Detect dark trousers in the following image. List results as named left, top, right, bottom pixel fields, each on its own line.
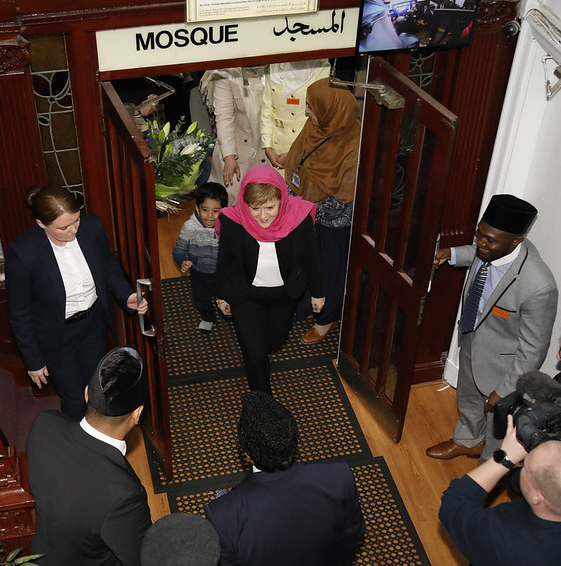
left=297, top=223, right=351, bottom=325
left=48, top=302, right=108, bottom=420
left=190, top=268, right=217, bottom=322
left=231, top=286, right=297, bottom=394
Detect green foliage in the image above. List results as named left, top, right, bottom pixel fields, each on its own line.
left=143, top=117, right=214, bottom=183
left=0, top=543, right=44, bottom=565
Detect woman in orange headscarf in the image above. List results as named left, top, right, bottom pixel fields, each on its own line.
left=285, top=78, right=361, bottom=344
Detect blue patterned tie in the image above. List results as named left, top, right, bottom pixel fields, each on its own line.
left=461, top=262, right=490, bottom=333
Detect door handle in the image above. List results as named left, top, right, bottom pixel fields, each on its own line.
left=137, top=278, right=156, bottom=337
left=427, top=233, right=441, bottom=293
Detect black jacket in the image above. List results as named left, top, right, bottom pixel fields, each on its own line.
left=26, top=410, right=151, bottom=565
left=217, top=214, right=325, bottom=305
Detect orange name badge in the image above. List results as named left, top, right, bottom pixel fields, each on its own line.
left=492, top=306, right=510, bottom=320
left=286, top=97, right=300, bottom=105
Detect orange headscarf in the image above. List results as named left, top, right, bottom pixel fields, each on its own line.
left=285, top=78, right=361, bottom=204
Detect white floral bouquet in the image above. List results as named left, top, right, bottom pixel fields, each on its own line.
left=144, top=118, right=214, bottom=200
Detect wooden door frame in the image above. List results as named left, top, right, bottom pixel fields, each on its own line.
left=101, top=81, right=172, bottom=477
left=339, top=57, right=457, bottom=442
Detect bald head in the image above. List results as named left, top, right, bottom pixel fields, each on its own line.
left=523, top=441, right=561, bottom=519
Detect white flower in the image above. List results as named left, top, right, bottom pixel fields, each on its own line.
left=180, top=143, right=198, bottom=156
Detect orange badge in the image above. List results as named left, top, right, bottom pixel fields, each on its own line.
left=492, top=306, right=509, bottom=319
left=286, top=98, right=300, bottom=105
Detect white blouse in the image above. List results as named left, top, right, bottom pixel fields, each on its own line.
left=252, top=241, right=284, bottom=287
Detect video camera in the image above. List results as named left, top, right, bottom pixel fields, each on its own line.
left=493, top=371, right=561, bottom=452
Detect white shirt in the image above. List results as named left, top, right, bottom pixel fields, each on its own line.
left=80, top=416, right=127, bottom=456
left=49, top=237, right=97, bottom=318
left=252, top=241, right=284, bottom=287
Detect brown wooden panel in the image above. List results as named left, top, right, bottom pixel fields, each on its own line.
left=339, top=58, right=457, bottom=441
left=413, top=8, right=519, bottom=383
left=14, top=0, right=360, bottom=34
left=16, top=0, right=358, bottom=16
left=65, top=31, right=115, bottom=235
left=0, top=56, right=47, bottom=248
left=102, top=81, right=172, bottom=479
left=0, top=436, right=35, bottom=556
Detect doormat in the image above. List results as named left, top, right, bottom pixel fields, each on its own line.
left=162, top=276, right=340, bottom=380
left=146, top=356, right=372, bottom=495
left=152, top=277, right=430, bottom=564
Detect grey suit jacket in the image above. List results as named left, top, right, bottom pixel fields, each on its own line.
left=455, top=239, right=558, bottom=397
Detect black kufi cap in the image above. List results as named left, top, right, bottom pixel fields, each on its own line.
left=140, top=513, right=220, bottom=566
left=481, top=194, right=537, bottom=235
left=88, top=346, right=148, bottom=417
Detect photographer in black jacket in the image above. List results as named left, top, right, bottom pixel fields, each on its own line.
left=439, top=414, right=561, bottom=566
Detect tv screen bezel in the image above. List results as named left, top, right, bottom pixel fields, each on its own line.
left=355, top=0, right=481, bottom=58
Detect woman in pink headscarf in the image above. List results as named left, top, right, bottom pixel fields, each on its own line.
left=216, top=165, right=325, bottom=394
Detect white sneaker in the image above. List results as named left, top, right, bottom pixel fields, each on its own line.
left=198, top=320, right=213, bottom=332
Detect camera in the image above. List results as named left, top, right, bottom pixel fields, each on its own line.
left=493, top=371, right=561, bottom=452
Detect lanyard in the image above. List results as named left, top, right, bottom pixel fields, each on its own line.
left=296, top=137, right=330, bottom=172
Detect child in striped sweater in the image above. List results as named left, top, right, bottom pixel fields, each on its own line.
left=173, top=182, right=228, bottom=332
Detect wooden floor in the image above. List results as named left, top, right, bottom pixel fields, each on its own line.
left=126, top=201, right=509, bottom=566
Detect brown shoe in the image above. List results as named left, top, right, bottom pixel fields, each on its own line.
left=425, top=439, right=484, bottom=460
left=301, top=322, right=337, bottom=345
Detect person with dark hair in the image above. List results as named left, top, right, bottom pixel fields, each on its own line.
left=172, top=182, right=228, bottom=332
left=141, top=513, right=220, bottom=566
left=426, top=194, right=558, bottom=462
left=215, top=165, right=325, bottom=394
left=26, top=346, right=152, bottom=566
left=6, top=185, right=147, bottom=420
left=204, top=392, right=365, bottom=566
left=237, top=388, right=299, bottom=472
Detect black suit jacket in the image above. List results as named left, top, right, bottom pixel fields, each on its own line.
left=6, top=215, right=134, bottom=371
left=205, top=459, right=365, bottom=566
left=216, top=214, right=325, bottom=305
left=26, top=410, right=152, bottom=566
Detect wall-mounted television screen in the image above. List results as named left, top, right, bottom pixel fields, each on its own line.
left=357, top=0, right=479, bottom=56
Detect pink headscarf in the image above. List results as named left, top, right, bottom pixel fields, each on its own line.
left=217, top=165, right=316, bottom=242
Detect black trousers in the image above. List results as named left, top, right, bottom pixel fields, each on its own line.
left=190, top=268, right=217, bottom=322
left=48, top=302, right=108, bottom=420
left=231, top=286, right=297, bottom=394
left=297, top=223, right=351, bottom=325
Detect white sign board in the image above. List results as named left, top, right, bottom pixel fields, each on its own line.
left=97, top=8, right=359, bottom=73
left=186, top=0, right=318, bottom=22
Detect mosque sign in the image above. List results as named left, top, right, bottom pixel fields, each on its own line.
left=96, top=7, right=359, bottom=72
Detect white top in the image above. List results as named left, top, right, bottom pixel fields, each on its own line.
left=252, top=241, right=284, bottom=287
left=49, top=237, right=97, bottom=318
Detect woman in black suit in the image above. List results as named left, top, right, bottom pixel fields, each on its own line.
left=6, top=185, right=147, bottom=419
left=216, top=165, right=324, bottom=394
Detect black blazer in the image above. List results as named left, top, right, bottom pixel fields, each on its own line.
left=6, top=215, right=134, bottom=371
left=26, top=410, right=152, bottom=566
left=216, top=214, right=325, bottom=305
left=205, top=459, right=365, bottom=566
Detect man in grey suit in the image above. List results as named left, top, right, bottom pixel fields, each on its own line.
left=26, top=346, right=152, bottom=565
left=426, top=194, right=558, bottom=462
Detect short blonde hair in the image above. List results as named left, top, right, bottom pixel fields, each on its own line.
left=243, top=183, right=281, bottom=207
